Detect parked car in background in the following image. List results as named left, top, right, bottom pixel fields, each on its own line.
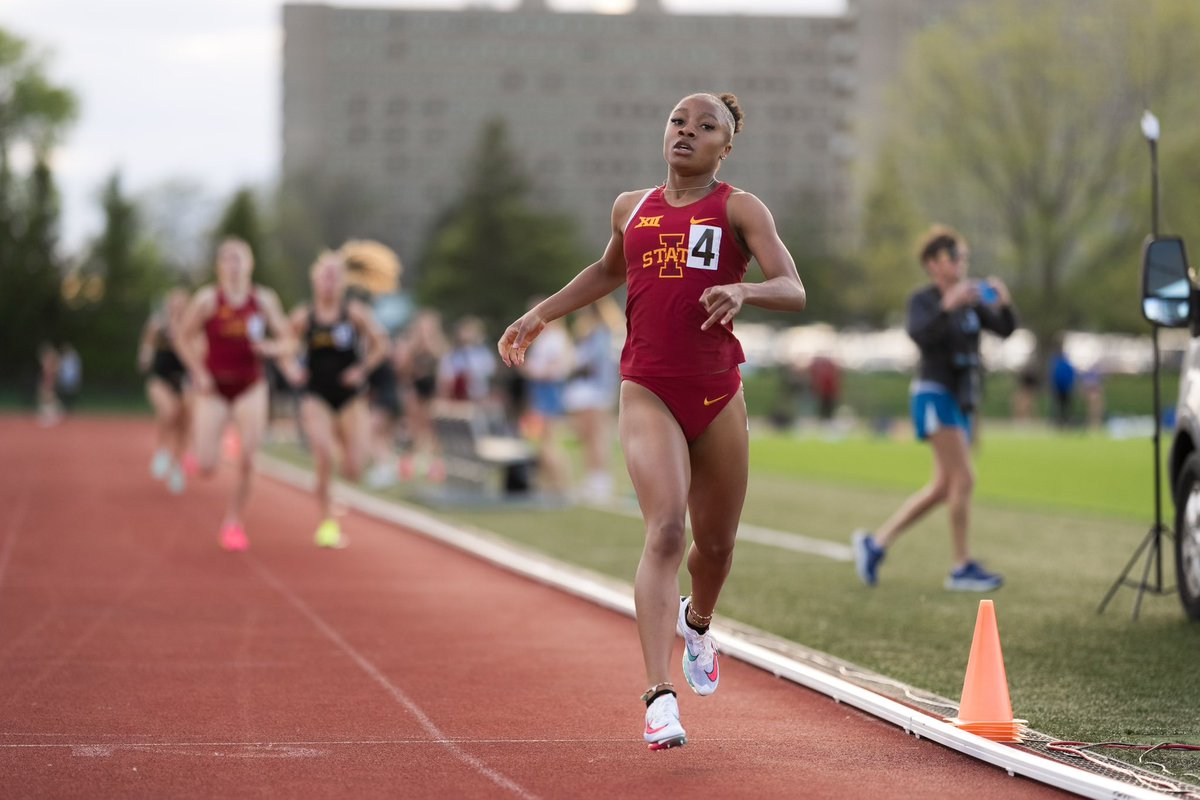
left=1143, top=235, right=1200, bottom=619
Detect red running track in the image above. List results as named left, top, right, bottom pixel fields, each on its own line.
left=0, top=416, right=1071, bottom=799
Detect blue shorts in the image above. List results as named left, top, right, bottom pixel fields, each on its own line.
left=529, top=380, right=567, bottom=418
left=911, top=390, right=973, bottom=442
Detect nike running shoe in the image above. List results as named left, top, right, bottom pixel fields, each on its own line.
left=852, top=530, right=885, bottom=586
left=945, top=560, right=1003, bottom=592
left=181, top=451, right=199, bottom=478
left=677, top=596, right=719, bottom=696
left=150, top=448, right=171, bottom=480
left=314, top=518, right=347, bottom=549
left=643, top=692, right=686, bottom=751
left=166, top=464, right=186, bottom=495
left=219, top=521, right=249, bottom=552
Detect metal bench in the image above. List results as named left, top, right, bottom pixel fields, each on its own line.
left=430, top=400, right=536, bottom=501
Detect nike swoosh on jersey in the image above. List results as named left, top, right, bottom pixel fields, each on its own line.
left=703, top=394, right=729, bottom=406
left=690, top=216, right=717, bottom=225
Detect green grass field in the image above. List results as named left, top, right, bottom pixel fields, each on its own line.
left=295, top=426, right=1200, bottom=755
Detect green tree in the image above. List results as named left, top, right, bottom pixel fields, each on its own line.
left=0, top=28, right=77, bottom=389
left=872, top=0, right=1200, bottom=350
left=212, top=187, right=302, bottom=306
left=770, top=186, right=853, bottom=327
left=68, top=174, right=170, bottom=387
left=849, top=147, right=924, bottom=327
left=274, top=170, right=384, bottom=306
left=416, top=118, right=585, bottom=335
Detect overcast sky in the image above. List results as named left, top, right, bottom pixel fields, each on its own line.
left=3, top=0, right=845, bottom=252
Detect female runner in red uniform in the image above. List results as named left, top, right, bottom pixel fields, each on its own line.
left=498, top=93, right=805, bottom=750
left=176, top=238, right=295, bottom=551
left=287, top=251, right=390, bottom=549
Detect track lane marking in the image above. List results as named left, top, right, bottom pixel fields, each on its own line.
left=246, top=556, right=539, bottom=800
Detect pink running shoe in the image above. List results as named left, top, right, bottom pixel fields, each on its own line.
left=219, top=521, right=249, bottom=552
left=181, top=451, right=200, bottom=478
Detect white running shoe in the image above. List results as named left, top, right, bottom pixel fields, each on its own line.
left=643, top=692, right=686, bottom=750
left=150, top=449, right=171, bottom=480
left=166, top=464, right=186, bottom=495
left=677, top=596, right=720, bottom=696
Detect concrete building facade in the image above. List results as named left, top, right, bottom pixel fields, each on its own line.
left=282, top=0, right=974, bottom=269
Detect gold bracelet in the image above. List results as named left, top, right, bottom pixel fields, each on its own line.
left=640, top=682, right=675, bottom=702
left=687, top=606, right=714, bottom=627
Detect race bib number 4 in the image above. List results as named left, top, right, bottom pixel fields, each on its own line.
left=687, top=225, right=721, bottom=271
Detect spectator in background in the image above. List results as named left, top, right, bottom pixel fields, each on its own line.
left=363, top=346, right=403, bottom=488
left=565, top=299, right=621, bottom=504
left=520, top=297, right=575, bottom=496
left=56, top=343, right=82, bottom=413
left=807, top=354, right=841, bottom=423
left=1049, top=336, right=1076, bottom=428
left=1011, top=358, right=1040, bottom=424
left=1081, top=366, right=1105, bottom=431
left=138, top=288, right=192, bottom=494
left=439, top=316, right=495, bottom=403
left=36, top=342, right=61, bottom=427
left=852, top=225, right=1016, bottom=593
left=395, top=309, right=449, bottom=482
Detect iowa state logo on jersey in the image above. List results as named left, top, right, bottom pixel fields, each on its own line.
left=641, top=222, right=723, bottom=278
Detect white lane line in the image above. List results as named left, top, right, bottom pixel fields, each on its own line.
left=585, top=499, right=853, bottom=561
left=0, top=485, right=30, bottom=592
left=2, top=736, right=724, bottom=749
left=246, top=557, right=538, bottom=800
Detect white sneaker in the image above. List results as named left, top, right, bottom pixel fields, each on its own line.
left=166, top=464, right=186, bottom=495
left=364, top=462, right=396, bottom=490
left=677, top=596, right=719, bottom=696
left=643, top=692, right=686, bottom=750
left=150, top=449, right=171, bottom=480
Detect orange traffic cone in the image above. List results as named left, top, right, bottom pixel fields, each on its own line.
left=948, top=599, right=1026, bottom=742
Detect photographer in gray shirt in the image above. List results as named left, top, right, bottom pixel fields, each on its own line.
left=853, top=225, right=1017, bottom=591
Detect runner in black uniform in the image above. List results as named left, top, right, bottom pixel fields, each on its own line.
left=305, top=305, right=364, bottom=411
left=138, top=288, right=192, bottom=493
left=288, top=252, right=390, bottom=548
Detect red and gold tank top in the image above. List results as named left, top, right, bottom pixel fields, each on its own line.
left=620, top=182, right=747, bottom=377
left=204, top=289, right=264, bottom=388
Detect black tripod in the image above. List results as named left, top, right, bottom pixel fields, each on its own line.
left=1097, top=323, right=1174, bottom=620
left=1097, top=114, right=1174, bottom=620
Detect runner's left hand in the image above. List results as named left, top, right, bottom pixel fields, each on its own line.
left=699, top=284, right=745, bottom=330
